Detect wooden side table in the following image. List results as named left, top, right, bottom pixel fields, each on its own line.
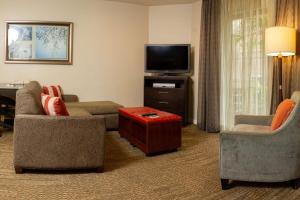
left=0, top=83, right=23, bottom=100
left=0, top=83, right=23, bottom=134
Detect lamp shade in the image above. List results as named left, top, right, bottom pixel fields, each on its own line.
left=265, top=26, right=296, bottom=56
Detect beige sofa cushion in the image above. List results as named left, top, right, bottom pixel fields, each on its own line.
left=15, top=81, right=44, bottom=115
left=232, top=124, right=272, bottom=134
left=68, top=107, right=91, bottom=116
left=24, top=81, right=42, bottom=92
left=66, top=101, right=122, bottom=115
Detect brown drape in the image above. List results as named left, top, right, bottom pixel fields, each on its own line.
left=197, top=0, right=221, bottom=132
left=271, top=0, right=300, bottom=113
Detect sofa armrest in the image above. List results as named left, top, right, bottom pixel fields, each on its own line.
left=234, top=115, right=273, bottom=126
left=62, top=94, right=79, bottom=102
left=14, top=114, right=105, bottom=169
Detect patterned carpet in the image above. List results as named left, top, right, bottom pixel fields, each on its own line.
left=0, top=125, right=300, bottom=200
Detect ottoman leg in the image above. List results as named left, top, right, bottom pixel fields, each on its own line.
left=221, top=179, right=230, bottom=190
left=96, top=166, right=104, bottom=173
left=15, top=166, right=23, bottom=174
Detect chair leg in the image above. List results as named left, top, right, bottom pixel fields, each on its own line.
left=292, top=179, right=300, bottom=189
left=15, top=166, right=23, bottom=174
left=221, top=179, right=230, bottom=190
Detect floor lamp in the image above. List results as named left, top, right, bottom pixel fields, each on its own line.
left=265, top=26, right=296, bottom=103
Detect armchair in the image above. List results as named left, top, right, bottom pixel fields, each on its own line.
left=220, top=92, right=300, bottom=189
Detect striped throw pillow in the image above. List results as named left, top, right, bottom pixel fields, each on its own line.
left=43, top=85, right=62, bottom=98
left=41, top=94, right=69, bottom=116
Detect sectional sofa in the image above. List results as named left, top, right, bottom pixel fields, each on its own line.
left=13, top=81, right=123, bottom=173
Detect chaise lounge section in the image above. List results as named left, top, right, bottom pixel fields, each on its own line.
left=13, top=81, right=123, bottom=173
left=66, top=101, right=121, bottom=130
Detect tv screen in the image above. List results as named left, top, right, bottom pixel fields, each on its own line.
left=145, top=44, right=190, bottom=73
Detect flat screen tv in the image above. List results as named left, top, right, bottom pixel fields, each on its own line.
left=145, top=44, right=191, bottom=74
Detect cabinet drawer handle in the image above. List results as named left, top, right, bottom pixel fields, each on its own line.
left=159, top=101, right=169, bottom=104
left=158, top=91, right=169, bottom=94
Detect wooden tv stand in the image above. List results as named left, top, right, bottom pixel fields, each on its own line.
left=144, top=76, right=190, bottom=125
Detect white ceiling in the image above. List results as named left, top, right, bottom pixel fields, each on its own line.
left=105, top=0, right=199, bottom=6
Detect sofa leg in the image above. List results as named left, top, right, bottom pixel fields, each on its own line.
left=292, top=179, right=300, bottom=189
left=15, top=167, right=23, bottom=174
left=96, top=167, right=104, bottom=173
left=221, top=179, right=230, bottom=190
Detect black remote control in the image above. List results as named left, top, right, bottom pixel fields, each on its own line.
left=141, top=113, right=157, bottom=117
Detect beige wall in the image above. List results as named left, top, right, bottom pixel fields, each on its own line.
left=148, top=2, right=201, bottom=123
left=0, top=0, right=148, bottom=107
left=0, top=0, right=202, bottom=122
left=148, top=4, right=193, bottom=44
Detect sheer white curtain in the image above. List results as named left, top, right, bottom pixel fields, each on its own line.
left=220, top=0, right=275, bottom=130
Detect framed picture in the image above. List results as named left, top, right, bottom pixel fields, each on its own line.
left=5, top=21, right=73, bottom=65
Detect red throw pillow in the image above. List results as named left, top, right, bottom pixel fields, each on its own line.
left=41, top=94, right=69, bottom=116
left=271, top=99, right=295, bottom=131
left=43, top=85, right=62, bottom=98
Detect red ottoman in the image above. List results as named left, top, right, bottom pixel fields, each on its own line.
left=119, top=107, right=182, bottom=155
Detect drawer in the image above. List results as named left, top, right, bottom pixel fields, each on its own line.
left=144, top=88, right=184, bottom=103
left=144, top=98, right=184, bottom=116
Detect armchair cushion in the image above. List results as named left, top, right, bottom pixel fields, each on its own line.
left=234, top=115, right=273, bottom=126
left=233, top=124, right=272, bottom=133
